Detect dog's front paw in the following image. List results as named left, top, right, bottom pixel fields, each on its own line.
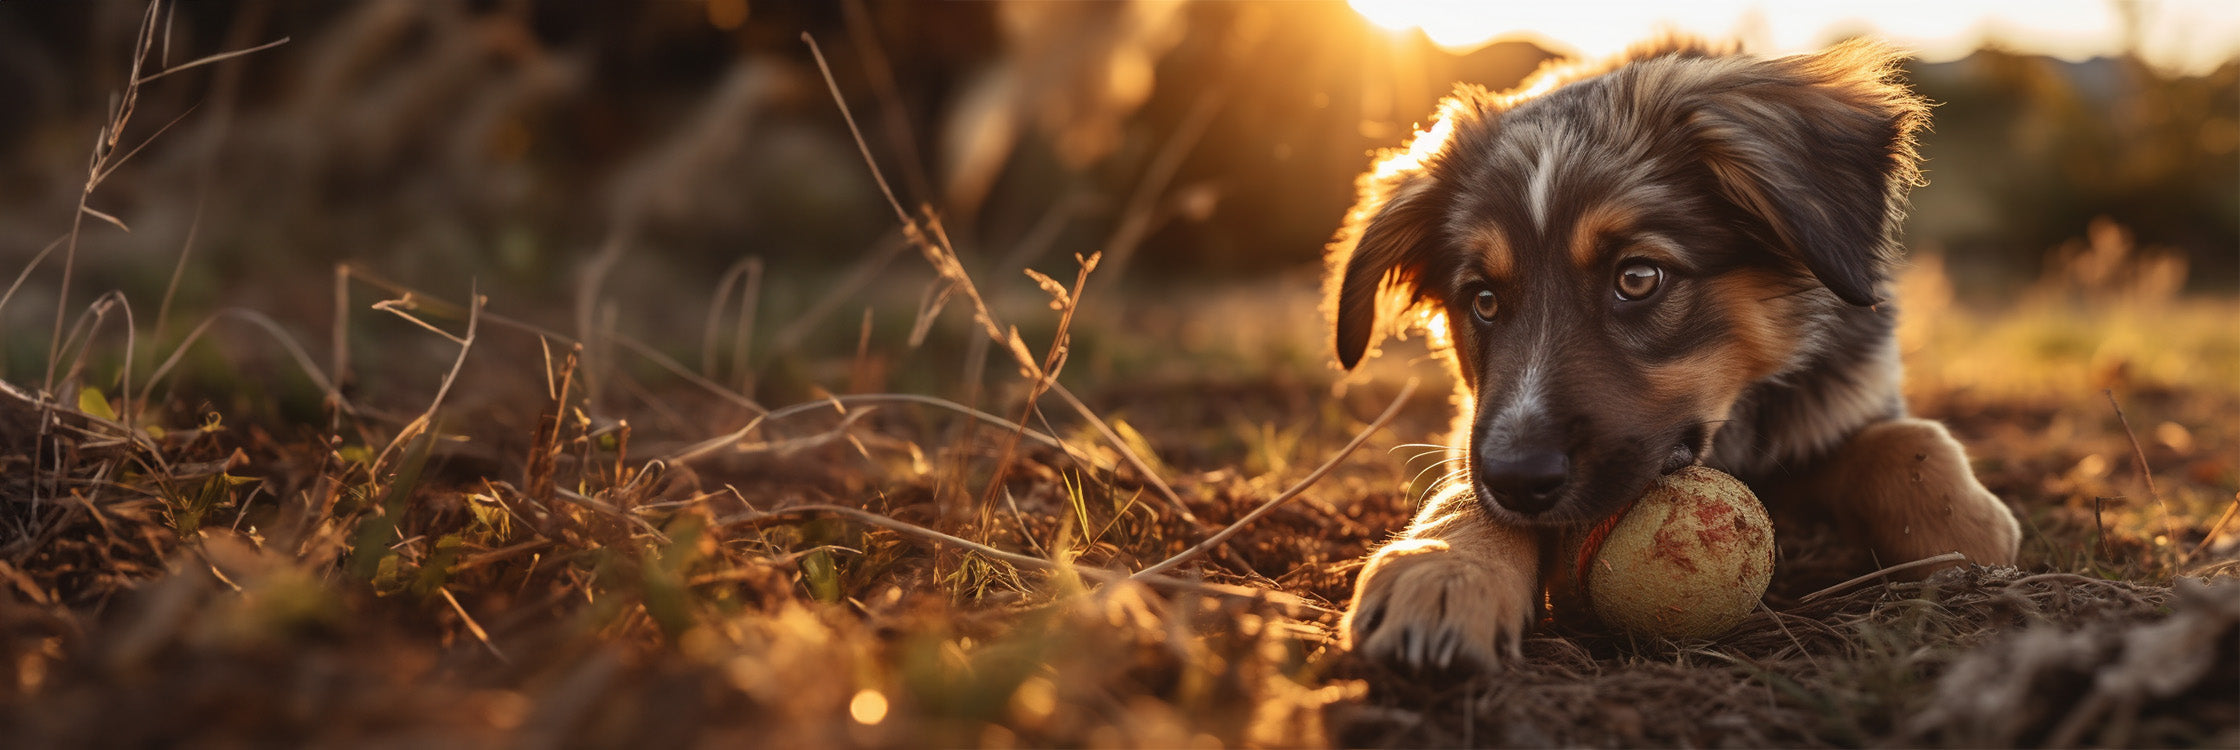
left=1341, top=538, right=1539, bottom=672
left=1828, top=418, right=2022, bottom=572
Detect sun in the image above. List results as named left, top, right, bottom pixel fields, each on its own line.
left=1346, top=0, right=2239, bottom=77
left=1350, top=0, right=1520, bottom=50
left=1347, top=0, right=1671, bottom=58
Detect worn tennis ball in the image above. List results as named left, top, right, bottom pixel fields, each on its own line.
left=1562, top=466, right=1774, bottom=640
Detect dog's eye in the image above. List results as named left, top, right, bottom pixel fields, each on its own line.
left=1616, top=262, right=1663, bottom=301
left=1470, top=289, right=1499, bottom=322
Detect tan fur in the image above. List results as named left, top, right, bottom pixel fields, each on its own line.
left=1628, top=272, right=1816, bottom=461
left=1642, top=346, right=1752, bottom=409
left=1706, top=271, right=1806, bottom=376
left=1635, top=275, right=1800, bottom=417
left=1467, top=224, right=1515, bottom=279
left=1341, top=484, right=1541, bottom=670
left=1330, top=39, right=2020, bottom=674
left=1567, top=201, right=1634, bottom=269
left=1794, top=419, right=2022, bottom=571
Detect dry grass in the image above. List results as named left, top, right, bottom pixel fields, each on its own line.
left=7, top=266, right=2235, bottom=747
left=3, top=5, right=2238, bottom=748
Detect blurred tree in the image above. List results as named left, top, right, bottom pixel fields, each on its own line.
left=0, top=0, right=2231, bottom=318
left=1909, top=51, right=2238, bottom=291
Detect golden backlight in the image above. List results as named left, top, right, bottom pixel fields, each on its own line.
left=1348, top=0, right=2240, bottom=76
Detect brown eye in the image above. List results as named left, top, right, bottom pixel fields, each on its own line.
left=1616, top=262, right=1662, bottom=301
left=1471, top=288, right=1499, bottom=322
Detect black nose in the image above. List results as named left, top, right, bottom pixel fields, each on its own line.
left=1478, top=449, right=1569, bottom=515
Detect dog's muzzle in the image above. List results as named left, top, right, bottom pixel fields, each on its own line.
left=1477, top=447, right=1569, bottom=515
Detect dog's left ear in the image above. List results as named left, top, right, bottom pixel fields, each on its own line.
left=1681, top=41, right=1929, bottom=307
left=1326, top=94, right=1488, bottom=370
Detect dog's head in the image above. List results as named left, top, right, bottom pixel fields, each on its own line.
left=1326, top=39, right=1927, bottom=526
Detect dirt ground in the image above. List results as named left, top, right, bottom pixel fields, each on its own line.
left=2, top=252, right=2236, bottom=747
left=1, top=5, right=2236, bottom=748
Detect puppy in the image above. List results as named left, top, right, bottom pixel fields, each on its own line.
left=1325, top=38, right=2021, bottom=671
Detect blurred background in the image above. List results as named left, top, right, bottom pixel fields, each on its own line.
left=0, top=0, right=2232, bottom=415
left=4, top=6, right=2234, bottom=747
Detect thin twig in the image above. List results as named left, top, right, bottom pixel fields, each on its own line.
left=342, top=264, right=768, bottom=417
left=1133, top=378, right=1418, bottom=579
left=1754, top=600, right=1823, bottom=670
left=2182, top=493, right=2240, bottom=567
left=78, top=205, right=132, bottom=233
left=1798, top=552, right=1967, bottom=604
left=2093, top=496, right=2113, bottom=562
left=450, top=539, right=554, bottom=575
left=554, top=487, right=667, bottom=541
left=156, top=190, right=207, bottom=348
left=371, top=297, right=467, bottom=345
left=2103, top=389, right=2179, bottom=552
left=801, top=32, right=1195, bottom=521
left=662, top=392, right=1095, bottom=467
left=802, top=34, right=910, bottom=229
left=730, top=259, right=763, bottom=395
left=13, top=380, right=175, bottom=481
left=715, top=503, right=1330, bottom=614
left=838, top=0, right=935, bottom=208
left=726, top=503, right=1051, bottom=572
left=438, top=587, right=511, bottom=664
left=609, top=335, right=767, bottom=415
left=132, top=36, right=290, bottom=86
left=100, top=292, right=137, bottom=433
left=702, top=256, right=761, bottom=379
left=982, top=254, right=1099, bottom=509
left=2003, top=571, right=2120, bottom=589
left=88, top=104, right=201, bottom=187
left=50, top=293, right=125, bottom=404
left=373, top=284, right=483, bottom=470
left=1098, top=86, right=1224, bottom=280
left=0, top=235, right=65, bottom=319
left=156, top=0, right=255, bottom=349
left=768, top=232, right=908, bottom=354
left=49, top=0, right=156, bottom=397
left=1043, top=381, right=1194, bottom=521
left=138, top=308, right=353, bottom=416
left=331, top=264, right=351, bottom=430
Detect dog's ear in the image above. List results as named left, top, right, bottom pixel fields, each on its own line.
left=1328, top=175, right=1442, bottom=370
left=1678, top=41, right=1928, bottom=307
left=1327, top=99, right=1487, bottom=370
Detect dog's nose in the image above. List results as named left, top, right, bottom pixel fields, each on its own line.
left=1478, top=449, right=1569, bottom=515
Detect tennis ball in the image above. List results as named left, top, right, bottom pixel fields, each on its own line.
left=1553, top=466, right=1774, bottom=640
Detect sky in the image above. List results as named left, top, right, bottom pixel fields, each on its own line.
left=1350, top=0, right=2240, bottom=76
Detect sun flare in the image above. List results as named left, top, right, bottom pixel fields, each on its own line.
left=1415, top=307, right=1452, bottom=351
left=1347, top=0, right=2240, bottom=75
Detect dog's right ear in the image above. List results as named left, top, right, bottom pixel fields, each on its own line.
left=1669, top=41, right=1929, bottom=308
left=1328, top=175, right=1442, bottom=370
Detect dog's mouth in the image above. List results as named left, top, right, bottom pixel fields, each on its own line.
left=1659, top=422, right=1713, bottom=474
left=1476, top=422, right=1715, bottom=526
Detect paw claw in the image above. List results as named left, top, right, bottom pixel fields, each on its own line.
left=1344, top=544, right=1537, bottom=674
